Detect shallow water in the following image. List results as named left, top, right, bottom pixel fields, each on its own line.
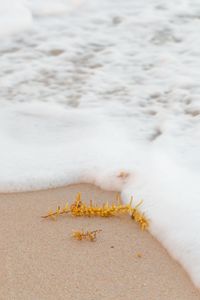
left=1, top=0, right=200, bottom=288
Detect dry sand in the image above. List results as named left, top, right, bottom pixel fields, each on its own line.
left=0, top=184, right=199, bottom=300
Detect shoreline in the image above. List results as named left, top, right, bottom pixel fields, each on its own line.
left=0, top=183, right=199, bottom=299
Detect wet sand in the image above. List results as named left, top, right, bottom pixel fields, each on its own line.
left=0, top=184, right=199, bottom=300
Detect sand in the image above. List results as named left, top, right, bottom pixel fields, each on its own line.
left=0, top=183, right=199, bottom=300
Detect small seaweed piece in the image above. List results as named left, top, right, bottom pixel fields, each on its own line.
left=72, top=229, right=102, bottom=241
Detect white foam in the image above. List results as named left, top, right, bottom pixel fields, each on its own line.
left=1, top=0, right=200, bottom=289
left=0, top=102, right=139, bottom=191
left=122, top=149, right=200, bottom=287
left=0, top=0, right=32, bottom=36
left=27, top=0, right=82, bottom=17
left=0, top=0, right=83, bottom=36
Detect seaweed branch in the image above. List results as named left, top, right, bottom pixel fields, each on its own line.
left=42, top=193, right=149, bottom=230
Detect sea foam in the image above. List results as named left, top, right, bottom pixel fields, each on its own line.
left=0, top=0, right=32, bottom=36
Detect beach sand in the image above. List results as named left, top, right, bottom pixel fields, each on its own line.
left=0, top=183, right=199, bottom=300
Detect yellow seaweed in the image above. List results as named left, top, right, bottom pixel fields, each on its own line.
left=42, top=193, right=149, bottom=230
left=72, top=229, right=102, bottom=242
